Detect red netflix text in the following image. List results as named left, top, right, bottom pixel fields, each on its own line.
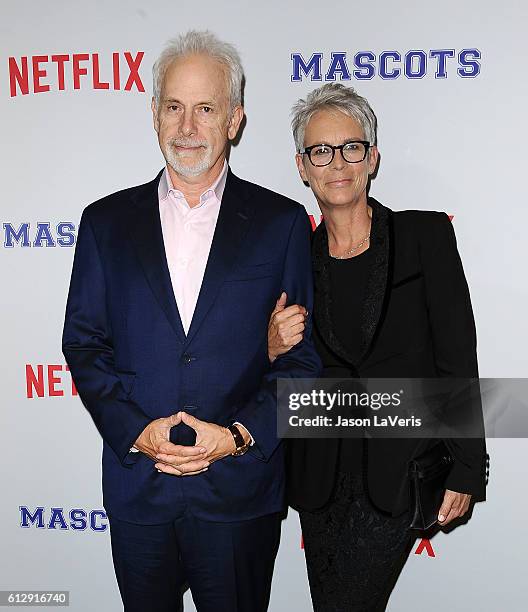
left=8, top=52, right=145, bottom=97
left=26, top=364, right=78, bottom=398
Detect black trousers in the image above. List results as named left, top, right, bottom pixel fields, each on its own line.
left=300, top=467, right=416, bottom=612
left=109, top=509, right=281, bottom=612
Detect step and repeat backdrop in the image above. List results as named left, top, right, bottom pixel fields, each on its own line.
left=1, top=1, right=527, bottom=610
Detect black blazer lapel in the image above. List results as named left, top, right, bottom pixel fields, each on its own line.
left=359, top=198, right=392, bottom=363
left=128, top=170, right=186, bottom=343
left=184, top=170, right=252, bottom=346
left=312, top=197, right=391, bottom=368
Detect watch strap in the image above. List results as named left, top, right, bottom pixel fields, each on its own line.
left=227, top=424, right=249, bottom=456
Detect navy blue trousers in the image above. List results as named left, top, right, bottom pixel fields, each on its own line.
left=109, top=510, right=282, bottom=612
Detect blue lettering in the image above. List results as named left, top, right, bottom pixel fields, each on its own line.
left=291, top=53, right=323, bottom=82
left=4, top=223, right=30, bottom=247
left=458, top=49, right=481, bottom=78
left=90, top=510, right=108, bottom=532
left=325, top=52, right=351, bottom=81
left=379, top=51, right=401, bottom=79
left=405, top=50, right=427, bottom=79
left=353, top=52, right=375, bottom=80
left=20, top=506, right=45, bottom=528
left=33, top=222, right=55, bottom=247
left=57, top=222, right=76, bottom=247
left=290, top=48, right=482, bottom=82
left=69, top=508, right=87, bottom=530
left=430, top=49, right=455, bottom=78
left=48, top=507, right=68, bottom=530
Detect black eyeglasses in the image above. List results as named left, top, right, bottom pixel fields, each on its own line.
left=300, top=140, right=371, bottom=167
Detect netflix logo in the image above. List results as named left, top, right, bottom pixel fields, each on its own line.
left=8, top=52, right=145, bottom=97
left=26, top=364, right=77, bottom=398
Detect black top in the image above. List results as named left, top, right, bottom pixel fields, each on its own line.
left=328, top=248, right=372, bottom=472
left=328, top=248, right=372, bottom=363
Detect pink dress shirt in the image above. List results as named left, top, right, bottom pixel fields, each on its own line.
left=158, top=161, right=227, bottom=335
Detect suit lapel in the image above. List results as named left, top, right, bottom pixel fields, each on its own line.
left=184, top=170, right=252, bottom=345
left=128, top=171, right=187, bottom=343
left=358, top=198, right=391, bottom=362
left=312, top=197, right=391, bottom=368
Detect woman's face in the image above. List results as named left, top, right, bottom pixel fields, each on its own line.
left=295, top=109, right=378, bottom=211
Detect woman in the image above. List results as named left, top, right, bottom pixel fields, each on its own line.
left=267, top=83, right=487, bottom=611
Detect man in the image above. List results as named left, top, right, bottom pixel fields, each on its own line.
left=62, top=30, right=321, bottom=612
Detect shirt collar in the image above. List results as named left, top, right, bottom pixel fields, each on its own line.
left=158, top=160, right=228, bottom=208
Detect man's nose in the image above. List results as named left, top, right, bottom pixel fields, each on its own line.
left=180, top=109, right=197, bottom=137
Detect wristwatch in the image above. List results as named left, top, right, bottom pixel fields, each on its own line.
left=227, top=424, right=250, bottom=456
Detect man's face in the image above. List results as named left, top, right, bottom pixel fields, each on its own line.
left=152, top=53, right=243, bottom=178
left=295, top=109, right=378, bottom=209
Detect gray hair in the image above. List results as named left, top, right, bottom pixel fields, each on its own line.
left=152, top=30, right=244, bottom=110
left=291, top=83, right=377, bottom=151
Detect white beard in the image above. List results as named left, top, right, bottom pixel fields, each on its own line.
left=163, top=138, right=213, bottom=178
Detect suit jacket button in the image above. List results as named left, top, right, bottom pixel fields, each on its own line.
left=182, top=353, right=193, bottom=364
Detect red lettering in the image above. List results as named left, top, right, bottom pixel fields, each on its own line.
left=112, top=52, right=120, bottom=90
left=32, top=55, right=50, bottom=93
left=92, top=53, right=109, bottom=90
left=47, top=365, right=64, bottom=397
left=10, top=52, right=145, bottom=95
left=65, top=365, right=78, bottom=396
left=308, top=214, right=324, bottom=231
left=26, top=364, right=45, bottom=398
left=72, top=53, right=89, bottom=89
left=26, top=364, right=78, bottom=398
left=448, top=215, right=454, bottom=221
left=9, top=56, right=29, bottom=96
left=124, top=51, right=145, bottom=92
left=414, top=538, right=435, bottom=557
left=51, top=54, right=69, bottom=90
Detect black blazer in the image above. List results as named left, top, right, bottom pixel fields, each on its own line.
left=287, top=198, right=488, bottom=516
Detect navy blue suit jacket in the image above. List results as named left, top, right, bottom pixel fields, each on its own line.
left=62, top=168, right=321, bottom=524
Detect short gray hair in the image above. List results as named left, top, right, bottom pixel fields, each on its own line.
left=152, top=30, right=244, bottom=110
left=291, top=83, right=377, bottom=151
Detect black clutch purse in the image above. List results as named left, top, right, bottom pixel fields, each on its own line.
left=408, top=441, right=454, bottom=530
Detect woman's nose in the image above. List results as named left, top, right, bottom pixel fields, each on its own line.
left=331, top=149, right=346, bottom=170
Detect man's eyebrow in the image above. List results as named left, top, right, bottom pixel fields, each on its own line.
left=162, top=98, right=217, bottom=106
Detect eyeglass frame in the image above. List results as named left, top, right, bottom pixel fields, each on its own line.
left=299, top=140, right=371, bottom=167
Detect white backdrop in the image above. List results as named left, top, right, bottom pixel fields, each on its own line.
left=1, top=0, right=527, bottom=610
